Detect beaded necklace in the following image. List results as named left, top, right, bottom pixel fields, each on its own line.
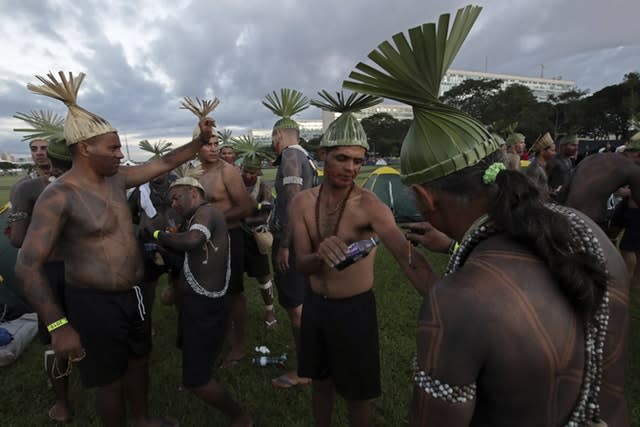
left=441, top=204, right=609, bottom=426
left=315, top=183, right=354, bottom=240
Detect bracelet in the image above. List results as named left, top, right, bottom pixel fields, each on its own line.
left=153, top=230, right=161, bottom=240
left=447, top=240, right=460, bottom=255
left=47, top=317, right=69, bottom=333
left=257, top=202, right=262, bottom=211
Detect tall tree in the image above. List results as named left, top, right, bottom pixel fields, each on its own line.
left=440, top=78, right=503, bottom=122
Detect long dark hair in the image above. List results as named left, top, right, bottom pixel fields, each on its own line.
left=426, top=151, right=607, bottom=318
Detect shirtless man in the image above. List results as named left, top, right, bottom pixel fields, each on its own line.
left=9, top=135, right=73, bottom=423
left=561, top=151, right=640, bottom=230
left=9, top=138, right=50, bottom=199
left=197, top=134, right=253, bottom=367
left=219, top=145, right=237, bottom=165
left=547, top=134, right=578, bottom=196
left=154, top=177, right=252, bottom=426
left=14, top=70, right=215, bottom=427
left=524, top=132, right=556, bottom=199
left=289, top=100, right=434, bottom=425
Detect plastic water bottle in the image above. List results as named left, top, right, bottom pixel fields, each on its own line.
left=252, top=354, right=287, bottom=367
left=334, top=236, right=380, bottom=271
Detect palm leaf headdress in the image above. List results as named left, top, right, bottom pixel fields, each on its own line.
left=13, top=109, right=71, bottom=161
left=343, top=5, right=498, bottom=184
left=231, top=135, right=275, bottom=169
left=262, top=88, right=309, bottom=131
left=26, top=71, right=117, bottom=146
left=180, top=96, right=220, bottom=139
left=217, top=128, right=233, bottom=147
left=139, top=139, right=173, bottom=160
left=311, top=91, right=382, bottom=149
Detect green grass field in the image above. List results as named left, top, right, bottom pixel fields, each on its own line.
left=1, top=173, right=640, bottom=426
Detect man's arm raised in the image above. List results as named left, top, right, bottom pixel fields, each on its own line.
left=15, top=185, right=83, bottom=358
left=122, top=118, right=214, bottom=189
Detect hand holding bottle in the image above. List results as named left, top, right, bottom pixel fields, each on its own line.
left=317, top=236, right=379, bottom=270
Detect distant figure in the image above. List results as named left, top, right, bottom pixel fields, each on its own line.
left=525, top=132, right=556, bottom=199
left=546, top=134, right=578, bottom=195
left=506, top=132, right=528, bottom=161
left=219, top=145, right=237, bottom=165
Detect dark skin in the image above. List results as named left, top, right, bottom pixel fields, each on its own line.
left=290, top=146, right=434, bottom=427
left=408, top=185, right=629, bottom=426
left=157, top=185, right=252, bottom=427
left=14, top=118, right=215, bottom=427
left=564, top=152, right=640, bottom=223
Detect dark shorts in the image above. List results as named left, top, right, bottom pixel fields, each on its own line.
left=227, top=227, right=245, bottom=295
left=64, top=284, right=152, bottom=388
left=272, top=235, right=307, bottom=309
left=244, top=230, right=271, bottom=278
left=37, top=261, right=66, bottom=345
left=298, top=289, right=381, bottom=401
left=177, top=293, right=228, bottom=388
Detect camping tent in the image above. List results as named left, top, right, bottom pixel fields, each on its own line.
left=361, top=167, right=422, bottom=223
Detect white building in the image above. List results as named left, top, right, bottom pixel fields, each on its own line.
left=440, top=69, right=576, bottom=101
left=321, top=104, right=414, bottom=131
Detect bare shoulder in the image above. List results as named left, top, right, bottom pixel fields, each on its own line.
left=291, top=186, right=318, bottom=208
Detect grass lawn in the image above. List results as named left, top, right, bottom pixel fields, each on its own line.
left=1, top=172, right=640, bottom=426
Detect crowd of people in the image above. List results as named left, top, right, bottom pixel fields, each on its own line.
left=4, top=5, right=639, bottom=427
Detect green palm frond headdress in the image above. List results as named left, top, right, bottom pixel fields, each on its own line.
left=26, top=71, right=117, bottom=146
left=217, top=128, right=233, bottom=147
left=231, top=135, right=275, bottom=169
left=180, top=96, right=220, bottom=139
left=139, top=139, right=173, bottom=160
left=263, top=88, right=309, bottom=131
left=343, top=5, right=498, bottom=184
left=310, top=91, right=382, bottom=149
left=14, top=109, right=72, bottom=161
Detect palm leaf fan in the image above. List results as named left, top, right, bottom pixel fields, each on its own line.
left=343, top=5, right=498, bottom=185
left=310, top=91, right=382, bottom=149
left=262, top=88, right=309, bottom=130
left=26, top=71, right=117, bottom=145
left=13, top=110, right=65, bottom=143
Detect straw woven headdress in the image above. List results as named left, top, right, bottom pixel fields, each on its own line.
left=180, top=96, right=220, bottom=139
left=530, top=132, right=554, bottom=154
left=26, top=71, right=117, bottom=146
left=343, top=5, right=499, bottom=185
left=263, top=88, right=309, bottom=132
left=310, top=91, right=381, bottom=150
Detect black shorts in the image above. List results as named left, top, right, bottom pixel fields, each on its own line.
left=620, top=208, right=640, bottom=251
left=244, top=230, right=271, bottom=278
left=298, top=289, right=380, bottom=401
left=37, top=261, right=66, bottom=345
left=64, top=285, right=152, bottom=388
left=272, top=235, right=307, bottom=309
left=227, top=227, right=245, bottom=295
left=177, top=294, right=228, bottom=388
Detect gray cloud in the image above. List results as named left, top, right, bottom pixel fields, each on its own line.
left=1, top=0, right=638, bottom=159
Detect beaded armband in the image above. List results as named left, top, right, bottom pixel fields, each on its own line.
left=413, top=357, right=476, bottom=403
left=7, top=211, right=29, bottom=224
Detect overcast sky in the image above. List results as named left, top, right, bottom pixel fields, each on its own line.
left=0, top=0, right=638, bottom=160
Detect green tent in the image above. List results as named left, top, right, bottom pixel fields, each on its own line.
left=362, top=167, right=422, bottom=223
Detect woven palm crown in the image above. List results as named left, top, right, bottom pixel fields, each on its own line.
left=530, top=132, right=554, bottom=153
left=263, top=88, right=309, bottom=131
left=13, top=110, right=72, bottom=161
left=310, top=91, right=381, bottom=149
left=27, top=71, right=117, bottom=146
left=180, top=96, right=220, bottom=139
left=343, top=5, right=498, bottom=184
left=231, top=135, right=275, bottom=170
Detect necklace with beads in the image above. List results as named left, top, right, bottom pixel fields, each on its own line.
left=442, top=204, right=609, bottom=426
left=315, top=183, right=354, bottom=240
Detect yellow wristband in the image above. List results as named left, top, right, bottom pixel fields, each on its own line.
left=257, top=202, right=262, bottom=211
left=153, top=230, right=161, bottom=240
left=47, top=317, right=68, bottom=333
